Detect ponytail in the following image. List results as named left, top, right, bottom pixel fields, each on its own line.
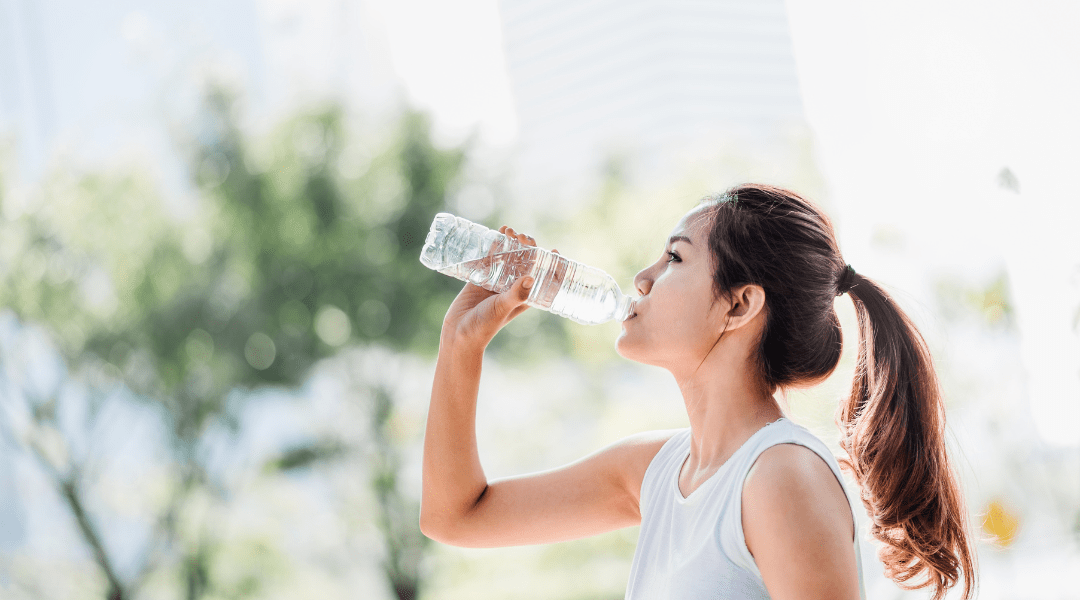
left=838, top=274, right=977, bottom=600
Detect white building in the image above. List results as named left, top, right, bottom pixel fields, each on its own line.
left=499, top=0, right=805, bottom=200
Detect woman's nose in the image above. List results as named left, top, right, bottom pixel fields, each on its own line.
left=634, top=269, right=652, bottom=296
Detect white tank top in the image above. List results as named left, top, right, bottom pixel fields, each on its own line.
left=624, top=418, right=867, bottom=599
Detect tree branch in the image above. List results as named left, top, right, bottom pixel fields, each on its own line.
left=58, top=475, right=126, bottom=600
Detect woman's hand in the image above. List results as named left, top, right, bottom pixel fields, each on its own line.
left=440, top=226, right=557, bottom=350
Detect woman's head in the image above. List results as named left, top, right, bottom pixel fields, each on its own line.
left=617, top=185, right=847, bottom=392
left=623, top=183, right=976, bottom=600
left=616, top=203, right=769, bottom=381
left=699, top=184, right=850, bottom=391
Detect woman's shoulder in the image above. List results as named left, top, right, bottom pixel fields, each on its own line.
left=740, top=421, right=855, bottom=544
left=746, top=441, right=838, bottom=488
left=745, top=419, right=836, bottom=463
left=743, top=419, right=844, bottom=485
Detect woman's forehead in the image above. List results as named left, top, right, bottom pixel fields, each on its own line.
left=672, top=206, right=713, bottom=239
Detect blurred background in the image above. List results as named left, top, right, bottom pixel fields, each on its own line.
left=0, top=0, right=1078, bottom=598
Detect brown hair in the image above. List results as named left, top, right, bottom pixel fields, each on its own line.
left=700, top=184, right=976, bottom=599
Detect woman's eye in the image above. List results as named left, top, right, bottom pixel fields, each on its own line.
left=666, top=251, right=680, bottom=263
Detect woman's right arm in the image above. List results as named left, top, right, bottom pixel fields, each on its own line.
left=420, top=227, right=673, bottom=548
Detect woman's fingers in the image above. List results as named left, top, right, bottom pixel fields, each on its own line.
left=496, top=227, right=558, bottom=320
left=502, top=226, right=538, bottom=291
left=502, top=225, right=537, bottom=247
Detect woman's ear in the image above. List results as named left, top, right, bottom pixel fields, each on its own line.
left=727, top=284, right=767, bottom=328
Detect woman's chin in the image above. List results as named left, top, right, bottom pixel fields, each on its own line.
left=614, top=335, right=646, bottom=363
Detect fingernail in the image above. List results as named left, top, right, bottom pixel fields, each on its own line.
left=523, top=277, right=534, bottom=289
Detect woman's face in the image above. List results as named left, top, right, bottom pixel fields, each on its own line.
left=616, top=205, right=729, bottom=371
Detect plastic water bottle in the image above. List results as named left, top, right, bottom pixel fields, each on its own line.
left=420, top=213, right=636, bottom=325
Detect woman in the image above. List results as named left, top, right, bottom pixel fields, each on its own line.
left=421, top=184, right=977, bottom=599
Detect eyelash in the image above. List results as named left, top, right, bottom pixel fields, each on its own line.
left=666, top=251, right=681, bottom=263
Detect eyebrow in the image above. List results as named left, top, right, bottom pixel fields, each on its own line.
left=668, top=235, right=694, bottom=247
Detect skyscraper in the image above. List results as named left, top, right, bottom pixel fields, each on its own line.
left=499, top=0, right=804, bottom=197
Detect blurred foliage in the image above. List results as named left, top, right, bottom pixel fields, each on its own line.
left=264, top=440, right=347, bottom=472
left=0, top=82, right=562, bottom=599
left=367, top=384, right=429, bottom=600
left=934, top=268, right=1015, bottom=331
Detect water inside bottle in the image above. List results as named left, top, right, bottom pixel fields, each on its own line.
left=437, top=247, right=569, bottom=310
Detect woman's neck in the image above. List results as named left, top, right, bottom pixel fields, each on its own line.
left=674, top=359, right=783, bottom=476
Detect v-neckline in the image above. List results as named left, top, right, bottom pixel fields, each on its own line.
left=674, top=417, right=787, bottom=502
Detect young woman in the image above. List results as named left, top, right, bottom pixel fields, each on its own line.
left=421, top=184, right=977, bottom=599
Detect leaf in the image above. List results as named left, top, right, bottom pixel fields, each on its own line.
left=263, top=441, right=346, bottom=473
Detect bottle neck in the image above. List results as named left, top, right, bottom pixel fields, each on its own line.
left=615, top=292, right=636, bottom=322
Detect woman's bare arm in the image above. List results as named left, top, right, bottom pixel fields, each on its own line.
left=420, top=225, right=671, bottom=547
left=742, top=443, right=861, bottom=600
left=421, top=330, right=673, bottom=546
left=420, top=330, right=674, bottom=547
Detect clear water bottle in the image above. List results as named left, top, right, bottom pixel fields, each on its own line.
left=420, top=213, right=636, bottom=325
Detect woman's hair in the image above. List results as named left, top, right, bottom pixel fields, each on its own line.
left=699, top=184, right=976, bottom=600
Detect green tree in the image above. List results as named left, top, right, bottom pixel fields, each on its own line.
left=0, top=85, right=541, bottom=599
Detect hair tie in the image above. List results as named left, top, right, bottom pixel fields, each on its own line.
left=836, top=264, right=857, bottom=296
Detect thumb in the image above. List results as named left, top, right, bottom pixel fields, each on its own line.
left=493, top=276, right=534, bottom=320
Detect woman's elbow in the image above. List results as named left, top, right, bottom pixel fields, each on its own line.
left=420, top=487, right=490, bottom=546
left=419, top=508, right=470, bottom=546
left=418, top=508, right=446, bottom=542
